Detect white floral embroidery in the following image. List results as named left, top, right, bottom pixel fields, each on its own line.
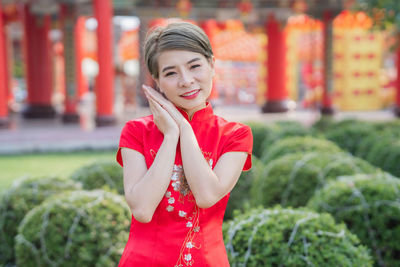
left=186, top=242, right=194, bottom=248
left=193, top=226, right=200, bottom=233
left=208, top=159, right=213, bottom=168
left=168, top=197, right=175, bottom=204
left=173, top=165, right=181, bottom=171
left=166, top=205, right=174, bottom=212
left=172, top=182, right=180, bottom=191
left=184, top=254, right=192, bottom=262
left=179, top=210, right=187, bottom=217
left=186, top=221, right=193, bottom=228
left=165, top=191, right=171, bottom=198
left=171, top=172, right=179, bottom=181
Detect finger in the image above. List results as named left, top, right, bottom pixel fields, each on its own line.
left=143, top=85, right=185, bottom=123
left=148, top=96, right=167, bottom=116
left=143, top=85, right=167, bottom=105
left=147, top=96, right=163, bottom=116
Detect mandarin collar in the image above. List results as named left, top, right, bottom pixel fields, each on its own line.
left=176, top=102, right=214, bottom=122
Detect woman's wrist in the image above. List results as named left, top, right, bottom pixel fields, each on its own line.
left=164, top=131, right=179, bottom=142
left=179, top=120, right=191, bottom=132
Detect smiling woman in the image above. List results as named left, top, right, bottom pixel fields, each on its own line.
left=116, top=22, right=253, bottom=267
left=154, top=50, right=214, bottom=119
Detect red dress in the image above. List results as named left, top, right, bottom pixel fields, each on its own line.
left=116, top=103, right=252, bottom=267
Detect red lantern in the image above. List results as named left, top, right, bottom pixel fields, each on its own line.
left=237, top=0, right=253, bottom=16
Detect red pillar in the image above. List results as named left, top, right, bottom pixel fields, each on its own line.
left=262, top=14, right=289, bottom=113
left=93, top=0, right=116, bottom=126
left=320, top=11, right=335, bottom=115
left=75, top=16, right=88, bottom=98
left=0, top=4, right=9, bottom=127
left=60, top=4, right=79, bottom=123
left=395, top=45, right=400, bottom=117
left=22, top=5, right=55, bottom=118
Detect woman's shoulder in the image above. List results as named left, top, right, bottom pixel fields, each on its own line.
left=213, top=115, right=251, bottom=134
left=124, top=115, right=155, bottom=129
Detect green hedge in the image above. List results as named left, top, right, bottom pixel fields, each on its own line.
left=307, top=173, right=400, bottom=267
left=0, top=176, right=81, bottom=266
left=312, top=118, right=367, bottom=133
left=261, top=136, right=342, bottom=163
left=324, top=122, right=376, bottom=155
left=70, top=160, right=124, bottom=194
left=245, top=121, right=310, bottom=158
left=223, top=207, right=372, bottom=267
left=245, top=122, right=274, bottom=158
left=15, top=190, right=131, bottom=267
left=251, top=152, right=378, bottom=208
left=225, top=156, right=263, bottom=220
left=260, top=121, right=310, bottom=157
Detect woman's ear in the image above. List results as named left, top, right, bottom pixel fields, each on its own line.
left=152, top=76, right=163, bottom=93
left=210, top=56, right=216, bottom=77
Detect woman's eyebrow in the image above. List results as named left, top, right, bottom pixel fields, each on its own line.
left=162, top=66, right=175, bottom=73
left=161, top=58, right=201, bottom=73
left=187, top=58, right=201, bottom=64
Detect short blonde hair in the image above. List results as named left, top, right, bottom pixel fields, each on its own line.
left=144, top=22, right=213, bottom=79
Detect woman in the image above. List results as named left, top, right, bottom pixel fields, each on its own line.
left=116, top=21, right=253, bottom=266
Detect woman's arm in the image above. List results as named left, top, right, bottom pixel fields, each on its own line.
left=143, top=85, right=248, bottom=209
left=179, top=121, right=248, bottom=208
left=122, top=87, right=179, bottom=223
left=121, top=133, right=178, bottom=223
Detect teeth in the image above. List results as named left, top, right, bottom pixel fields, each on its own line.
left=182, top=90, right=199, bottom=97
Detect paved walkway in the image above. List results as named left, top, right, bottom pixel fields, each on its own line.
left=0, top=105, right=397, bottom=155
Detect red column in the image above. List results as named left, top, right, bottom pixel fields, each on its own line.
left=0, top=4, right=9, bottom=127
left=22, top=5, right=55, bottom=118
left=75, top=16, right=88, bottom=98
left=60, top=4, right=79, bottom=123
left=93, top=0, right=115, bottom=126
left=262, top=14, right=289, bottom=113
left=320, top=11, right=335, bottom=115
left=395, top=44, right=400, bottom=117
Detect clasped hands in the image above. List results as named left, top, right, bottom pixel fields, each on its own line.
left=143, top=85, right=188, bottom=138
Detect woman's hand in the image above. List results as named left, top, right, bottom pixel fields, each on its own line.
left=143, top=85, right=179, bottom=138
left=143, top=85, right=187, bottom=128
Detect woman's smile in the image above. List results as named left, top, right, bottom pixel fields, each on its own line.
left=180, top=89, right=201, bottom=99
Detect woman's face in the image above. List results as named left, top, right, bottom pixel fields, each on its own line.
left=155, top=50, right=214, bottom=117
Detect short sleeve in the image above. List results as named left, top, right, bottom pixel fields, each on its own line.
left=116, top=121, right=144, bottom=167
left=221, top=124, right=253, bottom=171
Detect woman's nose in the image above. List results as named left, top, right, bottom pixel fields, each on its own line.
left=178, top=71, right=194, bottom=87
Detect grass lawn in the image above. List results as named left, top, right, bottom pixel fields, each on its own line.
left=0, top=150, right=116, bottom=193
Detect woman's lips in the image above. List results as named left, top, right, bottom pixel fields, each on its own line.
left=180, top=89, right=201, bottom=99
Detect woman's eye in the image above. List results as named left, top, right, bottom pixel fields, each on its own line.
left=165, top=72, right=176, bottom=77
left=191, top=64, right=201, bottom=69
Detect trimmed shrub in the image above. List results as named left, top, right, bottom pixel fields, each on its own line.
left=251, top=152, right=378, bottom=208
left=245, top=122, right=277, bottom=158
left=374, top=120, right=400, bottom=132
left=323, top=122, right=376, bottom=155
left=70, top=160, right=123, bottom=194
left=15, top=190, right=131, bottom=267
left=0, top=176, right=81, bottom=266
left=259, top=121, right=310, bottom=158
left=307, top=173, right=400, bottom=267
left=225, top=156, right=264, bottom=220
left=311, top=115, right=337, bottom=132
left=313, top=118, right=366, bottom=132
left=364, top=136, right=400, bottom=178
left=261, top=136, right=343, bottom=163
left=223, top=207, right=372, bottom=267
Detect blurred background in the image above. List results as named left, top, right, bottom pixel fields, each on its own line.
left=1, top=2, right=400, bottom=267
left=0, top=0, right=399, bottom=132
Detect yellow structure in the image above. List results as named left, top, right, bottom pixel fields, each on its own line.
left=333, top=11, right=383, bottom=110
